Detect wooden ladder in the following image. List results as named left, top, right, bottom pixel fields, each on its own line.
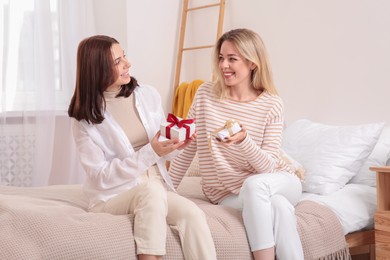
left=173, top=0, right=226, bottom=92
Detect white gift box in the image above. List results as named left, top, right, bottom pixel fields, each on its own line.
left=160, top=119, right=196, bottom=142
left=214, top=120, right=241, bottom=141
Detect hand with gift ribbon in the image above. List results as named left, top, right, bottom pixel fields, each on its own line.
left=165, top=113, right=195, bottom=140
left=210, top=119, right=247, bottom=148
left=160, top=113, right=196, bottom=142
left=151, top=130, right=197, bottom=157
left=220, top=125, right=246, bottom=146
left=154, top=113, right=197, bottom=156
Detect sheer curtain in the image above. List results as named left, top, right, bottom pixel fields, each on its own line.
left=0, top=0, right=95, bottom=186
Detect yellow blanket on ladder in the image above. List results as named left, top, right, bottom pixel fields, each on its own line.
left=172, top=79, right=204, bottom=119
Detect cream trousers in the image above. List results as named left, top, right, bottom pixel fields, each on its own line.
left=91, top=167, right=216, bottom=259
left=220, top=172, right=304, bottom=260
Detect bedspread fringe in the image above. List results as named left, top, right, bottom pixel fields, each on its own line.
left=316, top=247, right=351, bottom=260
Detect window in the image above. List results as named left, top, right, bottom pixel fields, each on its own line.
left=1, top=0, right=65, bottom=112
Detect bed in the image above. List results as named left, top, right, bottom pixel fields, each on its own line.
left=1, top=120, right=389, bottom=260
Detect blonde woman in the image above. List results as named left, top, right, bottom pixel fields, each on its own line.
left=170, top=28, right=304, bottom=260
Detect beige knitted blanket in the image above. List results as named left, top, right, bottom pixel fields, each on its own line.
left=0, top=182, right=350, bottom=260
left=296, top=200, right=351, bottom=260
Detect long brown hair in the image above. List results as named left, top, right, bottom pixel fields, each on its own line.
left=212, top=28, right=278, bottom=98
left=68, top=35, right=138, bottom=124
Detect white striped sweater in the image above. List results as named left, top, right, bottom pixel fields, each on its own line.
left=169, top=82, right=293, bottom=204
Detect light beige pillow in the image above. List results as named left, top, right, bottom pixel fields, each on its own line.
left=185, top=152, right=200, bottom=177
left=280, top=149, right=306, bottom=180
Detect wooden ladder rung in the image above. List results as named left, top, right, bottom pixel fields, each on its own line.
left=187, top=3, right=221, bottom=12
left=183, top=45, right=214, bottom=51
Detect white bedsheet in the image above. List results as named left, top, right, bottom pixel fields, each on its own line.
left=300, top=183, right=376, bottom=235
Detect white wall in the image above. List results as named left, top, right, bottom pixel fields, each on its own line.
left=93, top=0, right=128, bottom=46
left=94, top=0, right=390, bottom=125
left=125, top=0, right=182, bottom=112
left=224, top=0, right=390, bottom=125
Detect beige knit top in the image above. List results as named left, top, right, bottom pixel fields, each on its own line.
left=104, top=89, right=148, bottom=151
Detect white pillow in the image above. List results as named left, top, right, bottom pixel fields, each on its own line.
left=282, top=119, right=384, bottom=195
left=349, top=126, right=390, bottom=186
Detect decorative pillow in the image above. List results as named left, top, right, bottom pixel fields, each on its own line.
left=280, top=149, right=306, bottom=180
left=185, top=152, right=201, bottom=177
left=349, top=126, right=390, bottom=186
left=282, top=119, right=385, bottom=195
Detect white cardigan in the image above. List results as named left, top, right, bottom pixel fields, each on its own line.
left=71, top=84, right=178, bottom=208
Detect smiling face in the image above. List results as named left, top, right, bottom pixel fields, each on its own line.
left=218, top=40, right=255, bottom=89
left=106, top=43, right=131, bottom=91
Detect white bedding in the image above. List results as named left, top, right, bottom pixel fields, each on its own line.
left=300, top=183, right=376, bottom=235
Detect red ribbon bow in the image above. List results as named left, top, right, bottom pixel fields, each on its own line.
left=165, top=113, right=195, bottom=140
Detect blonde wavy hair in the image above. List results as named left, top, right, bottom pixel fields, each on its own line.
left=212, top=28, right=278, bottom=98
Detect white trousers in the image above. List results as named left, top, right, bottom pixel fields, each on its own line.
left=219, top=172, right=304, bottom=260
